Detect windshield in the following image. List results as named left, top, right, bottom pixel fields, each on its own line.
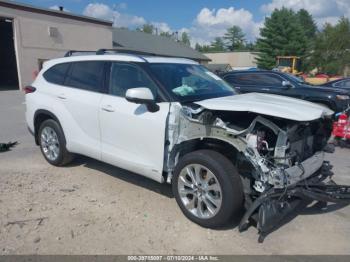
left=149, top=63, right=235, bottom=102
left=278, top=58, right=293, bottom=67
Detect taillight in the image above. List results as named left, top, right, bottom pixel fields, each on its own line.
left=24, top=86, right=36, bottom=94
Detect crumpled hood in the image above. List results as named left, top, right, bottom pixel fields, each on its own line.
left=195, top=93, right=334, bottom=121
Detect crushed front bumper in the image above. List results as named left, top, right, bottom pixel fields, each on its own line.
left=239, top=159, right=350, bottom=243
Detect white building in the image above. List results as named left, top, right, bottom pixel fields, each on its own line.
left=0, top=0, right=113, bottom=90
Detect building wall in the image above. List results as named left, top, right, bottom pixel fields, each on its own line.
left=0, top=7, right=112, bottom=89
left=204, top=52, right=258, bottom=69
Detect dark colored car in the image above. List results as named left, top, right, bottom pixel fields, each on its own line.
left=321, top=78, right=350, bottom=91
left=221, top=70, right=350, bottom=113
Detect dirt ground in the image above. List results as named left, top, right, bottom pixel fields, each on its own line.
left=1, top=90, right=350, bottom=255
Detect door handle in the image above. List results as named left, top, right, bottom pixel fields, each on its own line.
left=57, top=94, right=67, bottom=100
left=261, top=88, right=270, bottom=91
left=101, top=105, right=115, bottom=112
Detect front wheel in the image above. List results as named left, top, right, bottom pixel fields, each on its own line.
left=172, top=150, right=244, bottom=228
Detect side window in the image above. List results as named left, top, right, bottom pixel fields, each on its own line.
left=335, top=80, right=350, bottom=88
left=65, top=61, right=105, bottom=92
left=109, top=63, right=157, bottom=98
left=254, top=74, right=284, bottom=86
left=43, top=63, right=70, bottom=85
left=224, top=73, right=256, bottom=85
left=343, top=80, right=350, bottom=88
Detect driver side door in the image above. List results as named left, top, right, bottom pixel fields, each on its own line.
left=99, top=62, right=170, bottom=182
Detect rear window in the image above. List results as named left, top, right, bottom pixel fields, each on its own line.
left=43, top=63, right=70, bottom=85
left=65, top=61, right=105, bottom=92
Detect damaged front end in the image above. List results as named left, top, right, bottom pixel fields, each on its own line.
left=165, top=102, right=350, bottom=242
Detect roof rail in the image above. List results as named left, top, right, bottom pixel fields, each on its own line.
left=63, top=49, right=154, bottom=62
left=64, top=50, right=96, bottom=57
left=96, top=49, right=150, bottom=62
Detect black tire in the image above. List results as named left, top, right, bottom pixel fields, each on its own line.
left=38, top=119, right=74, bottom=166
left=172, top=150, right=244, bottom=228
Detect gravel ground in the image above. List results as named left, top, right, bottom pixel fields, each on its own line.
left=0, top=90, right=350, bottom=255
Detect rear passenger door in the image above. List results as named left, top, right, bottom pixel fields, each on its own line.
left=58, top=61, right=106, bottom=160
left=99, top=62, right=169, bottom=182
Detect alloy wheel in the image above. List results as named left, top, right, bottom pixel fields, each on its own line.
left=177, top=164, right=223, bottom=219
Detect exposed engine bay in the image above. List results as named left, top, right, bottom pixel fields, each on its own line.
left=165, top=102, right=350, bottom=242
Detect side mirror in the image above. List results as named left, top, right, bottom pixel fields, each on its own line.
left=125, top=87, right=159, bottom=112
left=282, top=80, right=293, bottom=89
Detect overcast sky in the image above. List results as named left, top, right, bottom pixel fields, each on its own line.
left=18, top=0, right=350, bottom=45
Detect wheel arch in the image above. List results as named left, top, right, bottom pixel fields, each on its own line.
left=168, top=137, right=242, bottom=173
left=33, top=109, right=62, bottom=145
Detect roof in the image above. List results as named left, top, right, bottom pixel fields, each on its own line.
left=0, top=0, right=112, bottom=26
left=43, top=54, right=198, bottom=70
left=112, top=28, right=210, bottom=62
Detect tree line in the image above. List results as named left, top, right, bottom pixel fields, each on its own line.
left=195, top=26, right=256, bottom=52
left=134, top=23, right=191, bottom=46
left=256, top=8, right=350, bottom=75
left=133, top=8, right=350, bottom=75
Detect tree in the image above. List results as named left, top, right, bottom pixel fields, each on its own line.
left=194, top=43, right=213, bottom=52
left=223, top=26, right=246, bottom=51
left=195, top=43, right=202, bottom=51
left=297, top=9, right=317, bottom=39
left=311, top=17, right=350, bottom=74
left=256, top=8, right=308, bottom=69
left=245, top=42, right=257, bottom=51
left=160, top=31, right=173, bottom=38
left=180, top=32, right=191, bottom=46
left=210, top=37, right=226, bottom=51
left=296, top=9, right=317, bottom=71
left=136, top=23, right=155, bottom=34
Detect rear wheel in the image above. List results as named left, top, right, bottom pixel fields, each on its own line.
left=38, top=119, right=74, bottom=166
left=173, top=150, right=244, bottom=228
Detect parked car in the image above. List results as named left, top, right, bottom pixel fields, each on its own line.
left=25, top=51, right=347, bottom=241
left=321, top=77, right=350, bottom=90
left=221, top=70, right=350, bottom=113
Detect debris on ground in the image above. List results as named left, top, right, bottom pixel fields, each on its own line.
left=5, top=217, right=48, bottom=228
left=33, top=237, right=41, bottom=243
left=59, top=188, right=75, bottom=193
left=0, top=142, right=18, bottom=152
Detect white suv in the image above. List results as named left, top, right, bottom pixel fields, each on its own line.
left=25, top=50, right=341, bottom=240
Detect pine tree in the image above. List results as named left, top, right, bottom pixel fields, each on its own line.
left=223, top=26, right=246, bottom=51
left=296, top=9, right=317, bottom=71
left=297, top=9, right=317, bottom=39
left=256, top=8, right=308, bottom=69
left=210, top=37, right=226, bottom=51
left=180, top=32, right=191, bottom=46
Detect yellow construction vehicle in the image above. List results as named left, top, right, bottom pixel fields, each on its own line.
left=276, top=56, right=301, bottom=75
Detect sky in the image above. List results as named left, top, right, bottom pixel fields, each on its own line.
left=15, top=0, right=350, bottom=45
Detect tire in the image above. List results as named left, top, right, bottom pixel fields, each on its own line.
left=172, top=149, right=244, bottom=228
left=38, top=119, right=74, bottom=166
